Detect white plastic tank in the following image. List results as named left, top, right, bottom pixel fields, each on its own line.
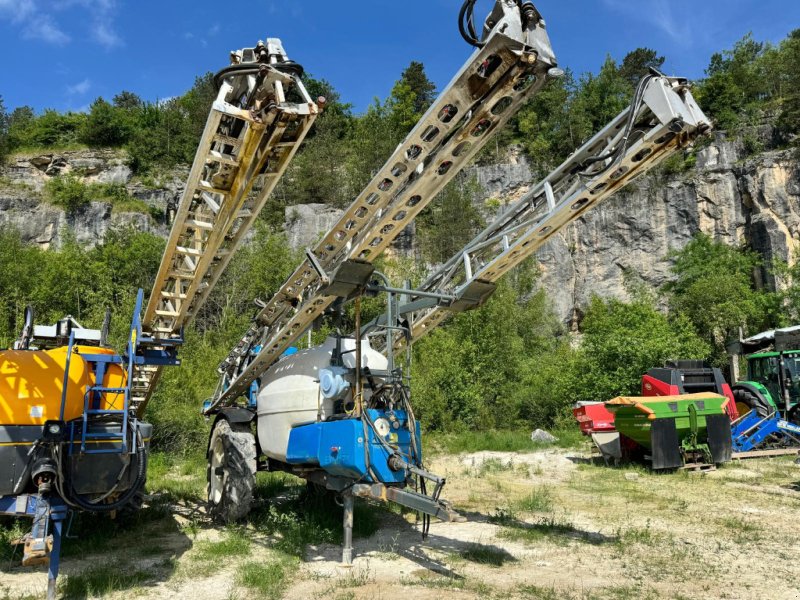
left=256, top=336, right=388, bottom=462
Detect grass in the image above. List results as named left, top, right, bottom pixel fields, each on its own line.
left=716, top=515, right=764, bottom=544
left=516, top=584, right=661, bottom=600
left=515, top=486, right=555, bottom=512
left=459, top=543, right=515, bottom=567
left=0, top=517, right=26, bottom=561
left=58, top=563, right=150, bottom=598
left=236, top=556, right=297, bottom=598
left=9, top=143, right=90, bottom=156
left=193, top=529, right=252, bottom=562
left=147, top=451, right=207, bottom=503
left=499, top=515, right=608, bottom=546
left=248, top=484, right=382, bottom=558
left=427, top=427, right=584, bottom=455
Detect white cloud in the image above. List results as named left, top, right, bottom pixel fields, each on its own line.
left=23, top=15, right=70, bottom=43
left=602, top=0, right=691, bottom=43
left=0, top=0, right=121, bottom=47
left=67, top=78, right=91, bottom=95
left=92, top=20, right=121, bottom=48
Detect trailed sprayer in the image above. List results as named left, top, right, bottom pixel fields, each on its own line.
left=202, top=0, right=711, bottom=563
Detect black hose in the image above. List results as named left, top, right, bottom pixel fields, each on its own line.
left=213, top=61, right=304, bottom=91
left=458, top=0, right=484, bottom=48
left=62, top=427, right=147, bottom=513
left=578, top=73, right=655, bottom=175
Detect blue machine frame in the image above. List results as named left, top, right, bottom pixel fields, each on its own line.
left=0, top=289, right=181, bottom=599
left=731, top=409, right=800, bottom=452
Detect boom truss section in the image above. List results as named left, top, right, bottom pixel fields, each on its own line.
left=133, top=39, right=319, bottom=416
left=210, top=1, right=559, bottom=412
left=394, top=75, right=711, bottom=347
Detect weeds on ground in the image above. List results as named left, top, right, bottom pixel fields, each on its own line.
left=192, top=528, right=252, bottom=562
left=459, top=543, right=515, bottom=567
left=516, top=583, right=661, bottom=600
left=236, top=556, right=298, bottom=598
left=515, top=486, right=554, bottom=512
left=716, top=515, right=764, bottom=544
left=0, top=585, right=38, bottom=600
left=0, top=518, right=26, bottom=562
left=249, top=484, right=381, bottom=558
left=500, top=515, right=606, bottom=547
left=58, top=563, right=150, bottom=598
left=147, top=451, right=206, bottom=503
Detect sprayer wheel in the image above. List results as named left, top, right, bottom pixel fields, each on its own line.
left=207, top=420, right=256, bottom=523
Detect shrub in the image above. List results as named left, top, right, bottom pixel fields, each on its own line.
left=45, top=173, right=88, bottom=211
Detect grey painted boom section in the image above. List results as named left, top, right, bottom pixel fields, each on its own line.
left=390, top=75, right=712, bottom=348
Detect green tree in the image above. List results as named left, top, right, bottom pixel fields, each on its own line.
left=777, top=29, right=800, bottom=142
left=618, top=47, right=665, bottom=86
left=571, top=56, right=631, bottom=138
left=399, top=61, right=437, bottom=115
left=6, top=106, right=35, bottom=151
left=81, top=97, right=131, bottom=146
left=695, top=34, right=772, bottom=131
left=412, top=274, right=566, bottom=431
left=417, top=175, right=484, bottom=264
left=513, top=71, right=576, bottom=174
left=26, top=109, right=86, bottom=148
left=574, top=295, right=710, bottom=401
left=665, top=234, right=774, bottom=364
left=113, top=90, right=143, bottom=110
left=0, top=96, right=8, bottom=162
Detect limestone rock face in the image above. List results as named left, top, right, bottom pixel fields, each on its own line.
left=284, top=203, right=344, bottom=251
left=529, top=136, right=800, bottom=326
left=0, top=149, right=168, bottom=249
left=2, top=136, right=799, bottom=327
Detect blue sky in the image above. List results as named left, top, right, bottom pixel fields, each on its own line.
left=1, top=0, right=799, bottom=114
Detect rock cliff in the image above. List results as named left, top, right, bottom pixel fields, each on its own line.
left=2, top=135, right=798, bottom=326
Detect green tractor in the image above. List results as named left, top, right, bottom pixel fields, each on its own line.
left=729, top=326, right=800, bottom=423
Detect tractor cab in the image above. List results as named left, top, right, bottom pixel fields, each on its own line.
left=743, top=351, right=800, bottom=413
left=729, top=326, right=800, bottom=421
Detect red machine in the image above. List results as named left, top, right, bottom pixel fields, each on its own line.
left=572, top=401, right=616, bottom=435
left=573, top=360, right=739, bottom=439
left=642, top=360, right=739, bottom=421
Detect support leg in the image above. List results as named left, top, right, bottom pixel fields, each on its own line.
left=47, top=517, right=63, bottom=600
left=341, top=492, right=354, bottom=565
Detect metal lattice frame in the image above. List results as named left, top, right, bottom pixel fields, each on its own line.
left=133, top=39, right=319, bottom=416
left=209, top=1, right=559, bottom=411
left=390, top=75, right=712, bottom=349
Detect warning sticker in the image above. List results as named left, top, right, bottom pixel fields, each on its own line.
left=29, top=406, right=44, bottom=418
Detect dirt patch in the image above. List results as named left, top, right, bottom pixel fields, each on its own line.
left=4, top=448, right=800, bottom=599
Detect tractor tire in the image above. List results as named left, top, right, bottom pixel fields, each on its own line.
left=207, top=419, right=257, bottom=523
left=733, top=387, right=771, bottom=418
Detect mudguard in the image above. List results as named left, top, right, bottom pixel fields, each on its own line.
left=206, top=408, right=256, bottom=454
left=651, top=419, right=683, bottom=470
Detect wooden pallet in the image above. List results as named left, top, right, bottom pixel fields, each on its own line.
left=680, top=462, right=717, bottom=473
left=732, top=448, right=800, bottom=460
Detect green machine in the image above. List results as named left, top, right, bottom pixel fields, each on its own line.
left=728, top=326, right=800, bottom=422
left=606, top=393, right=732, bottom=470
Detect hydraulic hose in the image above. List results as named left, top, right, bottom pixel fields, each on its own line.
left=213, top=60, right=304, bottom=91
left=458, top=0, right=484, bottom=48
left=578, top=73, right=656, bottom=175
left=55, top=424, right=147, bottom=513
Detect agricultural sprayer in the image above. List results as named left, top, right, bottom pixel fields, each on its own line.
left=2, top=0, right=713, bottom=591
